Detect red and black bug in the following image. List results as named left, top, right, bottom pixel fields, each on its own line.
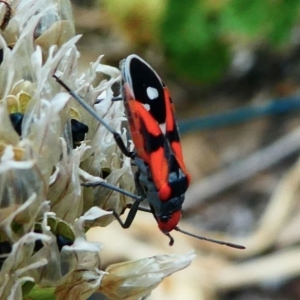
left=120, top=55, right=190, bottom=234
left=54, top=55, right=245, bottom=249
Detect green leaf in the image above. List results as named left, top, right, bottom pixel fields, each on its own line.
left=24, top=286, right=56, bottom=300
left=220, top=0, right=270, bottom=38
left=22, top=281, right=35, bottom=296
left=160, top=0, right=229, bottom=83
left=220, top=0, right=300, bottom=45
left=268, top=0, right=300, bottom=45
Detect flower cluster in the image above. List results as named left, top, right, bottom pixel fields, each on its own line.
left=0, top=1, right=194, bottom=299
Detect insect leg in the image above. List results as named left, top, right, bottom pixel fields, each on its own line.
left=112, top=196, right=143, bottom=228
left=82, top=180, right=142, bottom=202
left=134, top=169, right=146, bottom=197
left=83, top=181, right=149, bottom=227
left=54, top=76, right=148, bottom=229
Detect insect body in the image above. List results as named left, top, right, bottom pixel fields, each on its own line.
left=54, top=55, right=245, bottom=249
left=120, top=55, right=190, bottom=235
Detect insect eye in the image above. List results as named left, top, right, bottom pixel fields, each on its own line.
left=160, top=215, right=170, bottom=223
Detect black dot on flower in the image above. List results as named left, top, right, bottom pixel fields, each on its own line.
left=10, top=112, right=24, bottom=136
left=71, top=119, right=89, bottom=148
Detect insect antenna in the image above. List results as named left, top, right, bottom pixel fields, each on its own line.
left=82, top=181, right=142, bottom=202
left=175, top=226, right=245, bottom=249
left=53, top=74, right=134, bottom=158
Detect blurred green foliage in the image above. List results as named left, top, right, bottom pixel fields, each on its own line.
left=220, top=0, right=300, bottom=44
left=161, top=0, right=229, bottom=83
left=101, top=0, right=300, bottom=84
left=160, top=0, right=300, bottom=83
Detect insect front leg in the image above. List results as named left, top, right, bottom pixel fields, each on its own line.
left=113, top=170, right=153, bottom=228
left=112, top=196, right=144, bottom=228
left=134, top=169, right=147, bottom=198
left=82, top=178, right=147, bottom=227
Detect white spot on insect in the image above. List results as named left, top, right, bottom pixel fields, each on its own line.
left=159, top=123, right=166, bottom=134
left=143, top=103, right=150, bottom=111
left=147, top=86, right=159, bottom=100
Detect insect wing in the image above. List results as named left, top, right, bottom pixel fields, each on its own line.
left=121, top=55, right=190, bottom=191
left=121, top=55, right=169, bottom=191
left=164, top=87, right=189, bottom=179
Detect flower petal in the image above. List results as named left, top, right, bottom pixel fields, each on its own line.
left=100, top=251, right=196, bottom=299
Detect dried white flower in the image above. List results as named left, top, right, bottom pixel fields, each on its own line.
left=100, top=251, right=196, bottom=300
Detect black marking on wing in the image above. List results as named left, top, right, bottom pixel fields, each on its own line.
left=128, top=56, right=166, bottom=125
left=139, top=118, right=165, bottom=154
left=167, top=154, right=189, bottom=197
left=166, top=124, right=180, bottom=144
left=139, top=115, right=188, bottom=198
